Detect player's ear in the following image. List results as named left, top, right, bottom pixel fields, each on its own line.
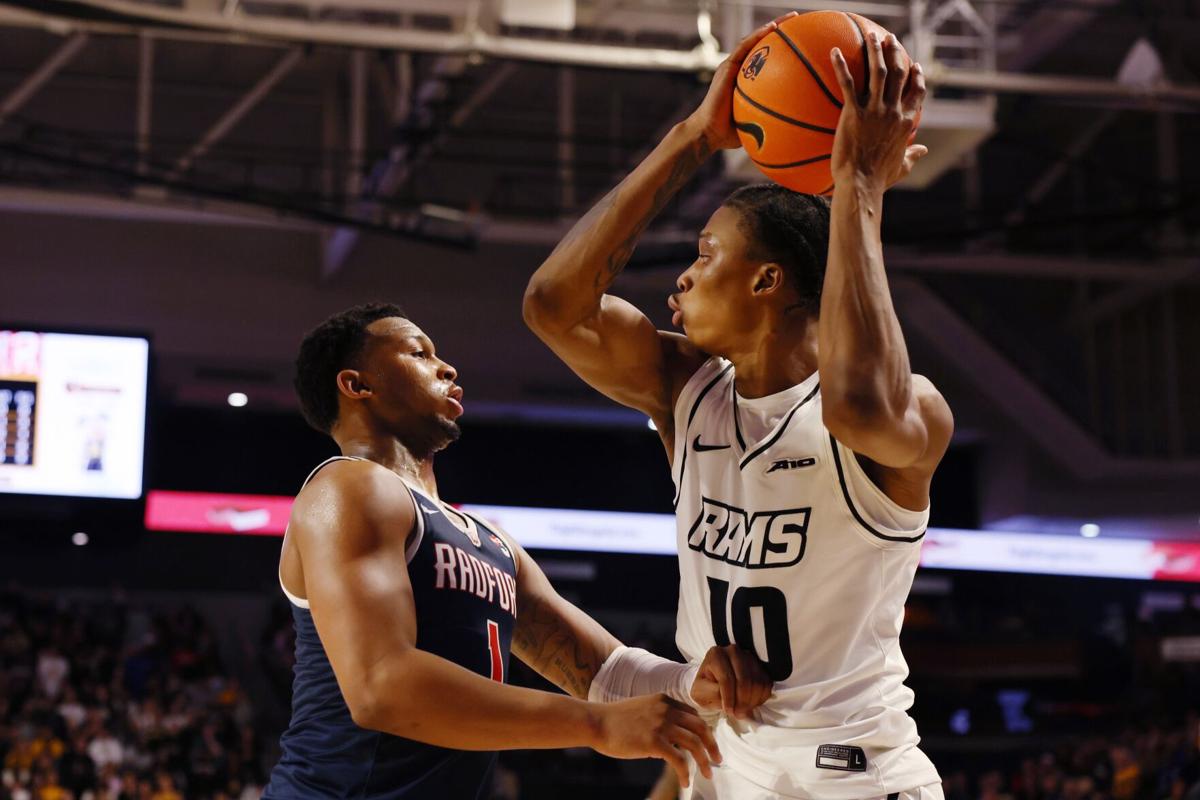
left=336, top=369, right=372, bottom=399
left=752, top=263, right=784, bottom=295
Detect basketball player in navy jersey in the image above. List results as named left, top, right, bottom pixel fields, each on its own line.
left=526, top=17, right=952, bottom=800
left=263, top=304, right=773, bottom=800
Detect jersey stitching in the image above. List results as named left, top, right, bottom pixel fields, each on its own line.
left=460, top=510, right=520, bottom=578
left=868, top=550, right=890, bottom=796
left=828, top=434, right=926, bottom=544
left=402, top=483, right=426, bottom=565
left=673, top=362, right=736, bottom=509
left=731, top=383, right=747, bottom=452
left=737, top=382, right=820, bottom=470
left=671, top=357, right=717, bottom=497
left=357, top=731, right=382, bottom=800
left=279, top=456, right=369, bottom=608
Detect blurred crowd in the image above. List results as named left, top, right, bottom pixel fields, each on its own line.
left=940, top=716, right=1200, bottom=800
left=0, top=588, right=264, bottom=800
left=3, top=585, right=1199, bottom=800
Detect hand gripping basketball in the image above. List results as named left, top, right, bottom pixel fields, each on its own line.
left=728, top=11, right=923, bottom=194
left=687, top=11, right=800, bottom=151
left=829, top=31, right=928, bottom=192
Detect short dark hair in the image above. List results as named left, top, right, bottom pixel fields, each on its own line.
left=293, top=303, right=406, bottom=434
left=721, top=184, right=831, bottom=315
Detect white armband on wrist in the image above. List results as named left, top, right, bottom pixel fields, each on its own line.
left=587, top=645, right=699, bottom=706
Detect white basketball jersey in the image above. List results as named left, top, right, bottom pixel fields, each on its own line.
left=671, top=357, right=939, bottom=799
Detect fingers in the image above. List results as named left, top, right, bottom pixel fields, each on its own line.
left=830, top=47, right=856, bottom=103
left=727, top=11, right=798, bottom=68
left=668, top=727, right=714, bottom=780
left=902, top=62, right=927, bottom=116
left=726, top=649, right=773, bottom=717
left=689, top=676, right=719, bottom=710
left=867, top=30, right=887, bottom=107
left=906, top=144, right=929, bottom=164
left=899, top=144, right=928, bottom=178
left=673, top=707, right=722, bottom=766
left=725, top=650, right=754, bottom=719
left=654, top=735, right=691, bottom=789
left=706, top=649, right=737, bottom=716
left=881, top=33, right=906, bottom=107
left=728, top=20, right=775, bottom=66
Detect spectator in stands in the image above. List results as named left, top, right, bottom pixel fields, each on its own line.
left=1110, top=744, right=1142, bottom=800
left=86, top=726, right=122, bottom=773
left=149, top=771, right=181, bottom=800
left=35, top=648, right=68, bottom=702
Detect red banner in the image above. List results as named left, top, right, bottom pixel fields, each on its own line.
left=145, top=490, right=293, bottom=535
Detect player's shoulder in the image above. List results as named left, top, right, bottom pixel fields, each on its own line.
left=658, top=331, right=711, bottom=396
left=293, top=459, right=416, bottom=538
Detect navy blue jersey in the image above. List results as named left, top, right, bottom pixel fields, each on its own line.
left=264, top=457, right=518, bottom=800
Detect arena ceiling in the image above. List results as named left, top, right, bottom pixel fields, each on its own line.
left=0, top=0, right=1198, bottom=525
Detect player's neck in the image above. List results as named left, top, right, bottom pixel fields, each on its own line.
left=336, top=436, right=440, bottom=499
left=727, top=314, right=819, bottom=399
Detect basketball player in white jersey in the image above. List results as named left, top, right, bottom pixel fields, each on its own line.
left=524, top=15, right=950, bottom=800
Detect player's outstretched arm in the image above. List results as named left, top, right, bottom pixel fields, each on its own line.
left=522, top=16, right=791, bottom=438
left=508, top=537, right=621, bottom=699
left=819, top=32, right=952, bottom=475
left=293, top=460, right=718, bottom=786
left=509, top=538, right=772, bottom=720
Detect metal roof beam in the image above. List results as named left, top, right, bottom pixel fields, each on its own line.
left=8, top=2, right=1200, bottom=110
left=321, top=58, right=518, bottom=280
left=168, top=46, right=304, bottom=178
left=0, top=32, right=88, bottom=127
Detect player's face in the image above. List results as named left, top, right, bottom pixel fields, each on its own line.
left=669, top=204, right=762, bottom=355
left=356, top=318, right=464, bottom=450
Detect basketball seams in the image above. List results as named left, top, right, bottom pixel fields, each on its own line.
left=733, top=10, right=902, bottom=193
left=772, top=27, right=843, bottom=111
left=734, top=85, right=836, bottom=136
left=750, top=153, right=831, bottom=170
left=844, top=12, right=870, bottom=101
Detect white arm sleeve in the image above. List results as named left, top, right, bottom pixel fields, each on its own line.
left=587, top=646, right=699, bottom=706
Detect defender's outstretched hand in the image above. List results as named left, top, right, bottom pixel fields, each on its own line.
left=592, top=694, right=721, bottom=788
left=689, top=644, right=773, bottom=720
left=830, top=31, right=928, bottom=191
left=687, top=12, right=799, bottom=150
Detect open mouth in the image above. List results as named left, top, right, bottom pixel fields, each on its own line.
left=446, top=385, right=464, bottom=416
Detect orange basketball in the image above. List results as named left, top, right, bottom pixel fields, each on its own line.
left=733, top=10, right=916, bottom=195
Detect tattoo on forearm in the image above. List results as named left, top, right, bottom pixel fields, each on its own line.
left=548, top=134, right=712, bottom=297
left=594, top=135, right=713, bottom=293
left=511, top=595, right=602, bottom=699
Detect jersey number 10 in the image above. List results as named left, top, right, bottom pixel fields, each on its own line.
left=707, top=577, right=793, bottom=681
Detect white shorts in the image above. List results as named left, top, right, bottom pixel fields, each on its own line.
left=682, top=769, right=945, bottom=800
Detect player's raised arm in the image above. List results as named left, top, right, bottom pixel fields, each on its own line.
left=522, top=17, right=792, bottom=436
left=819, top=32, right=952, bottom=473
left=294, top=460, right=718, bottom=786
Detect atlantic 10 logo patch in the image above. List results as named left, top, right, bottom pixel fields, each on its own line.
left=742, top=46, right=769, bottom=80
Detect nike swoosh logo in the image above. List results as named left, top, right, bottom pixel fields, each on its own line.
left=693, top=435, right=731, bottom=452
left=735, top=120, right=765, bottom=150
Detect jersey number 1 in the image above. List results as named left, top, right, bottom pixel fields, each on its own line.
left=486, top=619, right=504, bottom=683
left=707, top=577, right=793, bottom=681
